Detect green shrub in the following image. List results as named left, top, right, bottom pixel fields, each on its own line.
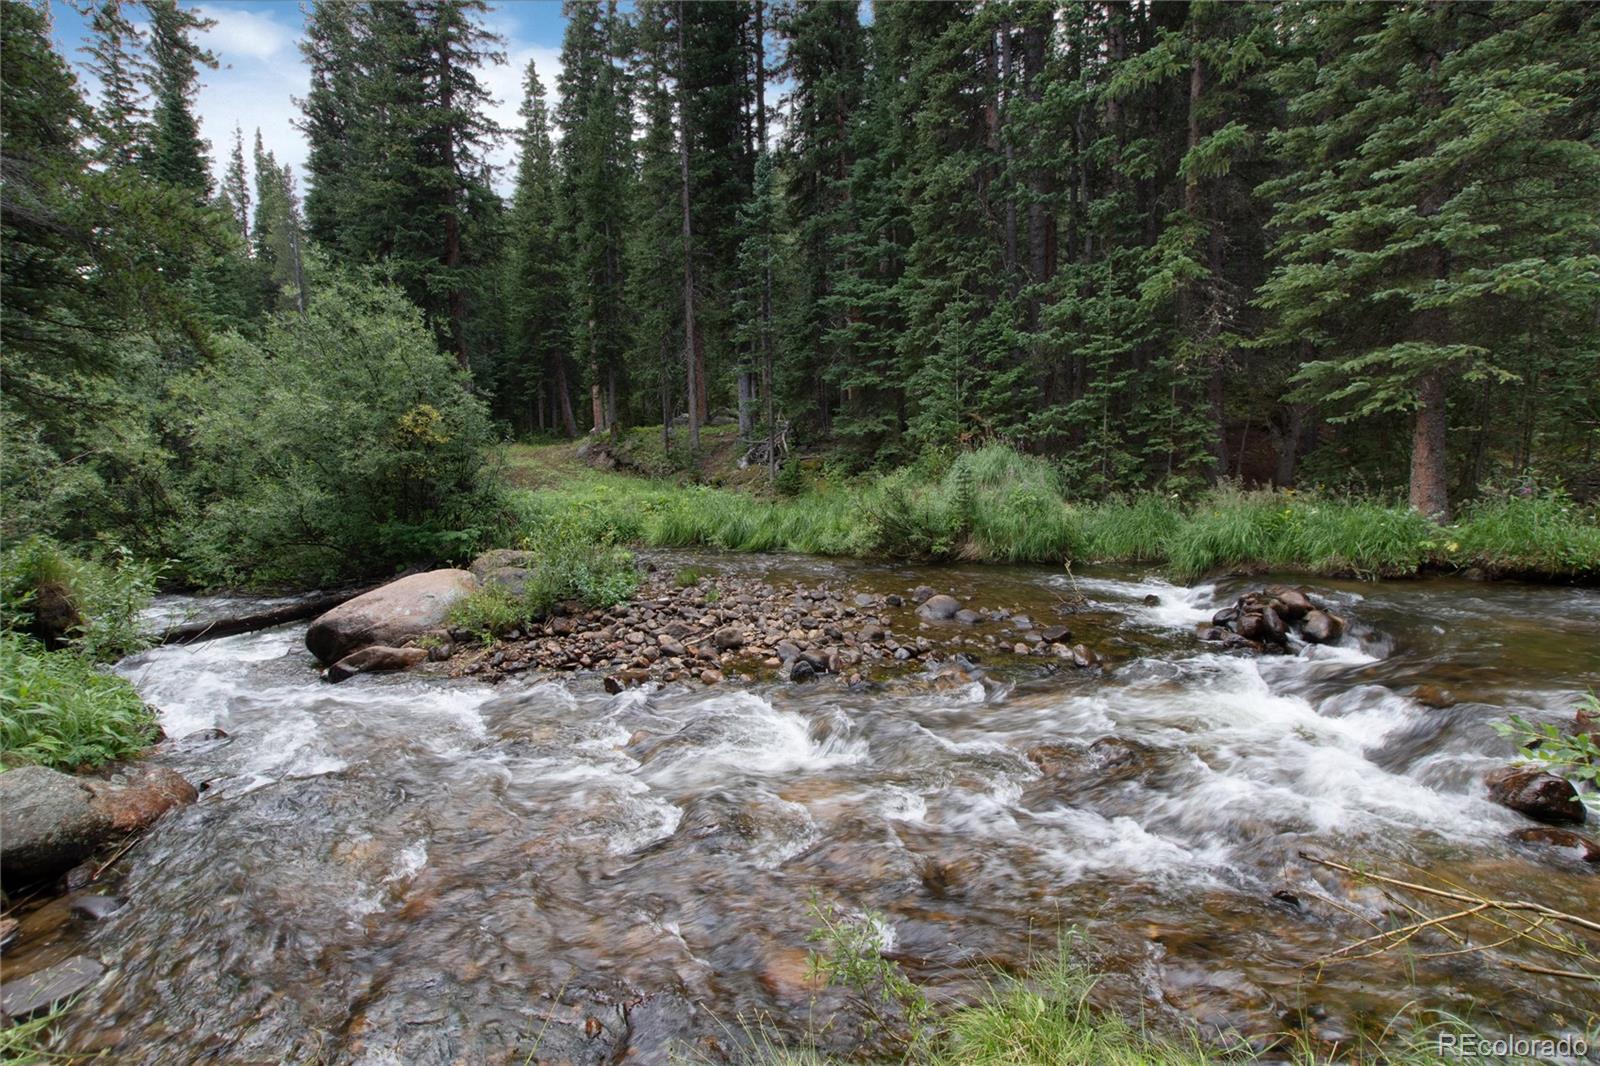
left=0, top=537, right=158, bottom=661
left=170, top=273, right=503, bottom=586
left=0, top=632, right=158, bottom=771
left=776, top=460, right=805, bottom=497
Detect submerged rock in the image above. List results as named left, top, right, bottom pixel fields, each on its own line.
left=305, top=569, right=477, bottom=664
left=0, top=956, right=104, bottom=1018
left=1511, top=827, right=1600, bottom=864
left=1486, top=766, right=1586, bottom=825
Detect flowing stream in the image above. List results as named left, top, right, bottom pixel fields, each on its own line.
left=15, top=557, right=1600, bottom=1062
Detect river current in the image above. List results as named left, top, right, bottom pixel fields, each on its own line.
left=22, top=557, right=1600, bottom=1062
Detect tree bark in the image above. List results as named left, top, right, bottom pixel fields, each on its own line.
left=1409, top=366, right=1450, bottom=521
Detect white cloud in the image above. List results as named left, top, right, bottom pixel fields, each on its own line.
left=194, top=5, right=296, bottom=63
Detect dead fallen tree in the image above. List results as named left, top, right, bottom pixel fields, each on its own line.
left=158, top=586, right=373, bottom=646
left=1301, top=852, right=1600, bottom=985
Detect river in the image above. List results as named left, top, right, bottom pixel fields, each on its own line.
left=20, top=557, right=1600, bottom=1062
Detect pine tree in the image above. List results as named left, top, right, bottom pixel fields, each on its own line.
left=80, top=0, right=151, bottom=169
left=143, top=0, right=216, bottom=197
left=297, top=0, right=361, bottom=251
left=558, top=0, right=633, bottom=431
left=1258, top=2, right=1600, bottom=519
left=501, top=59, right=575, bottom=436
left=218, top=125, right=251, bottom=246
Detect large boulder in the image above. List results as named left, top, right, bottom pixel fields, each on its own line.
left=305, top=569, right=477, bottom=664
left=1299, top=609, right=1345, bottom=645
left=469, top=549, right=537, bottom=581
left=916, top=594, right=961, bottom=621
left=1486, top=766, right=1586, bottom=825
left=1, top=766, right=197, bottom=887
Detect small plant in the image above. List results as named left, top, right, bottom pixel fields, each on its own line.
left=1494, top=696, right=1600, bottom=810
left=675, top=567, right=705, bottom=588
left=775, top=460, right=805, bottom=498
left=805, top=895, right=934, bottom=1052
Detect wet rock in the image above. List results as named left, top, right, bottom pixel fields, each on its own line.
left=1070, top=644, right=1100, bottom=669
left=954, top=609, right=982, bottom=625
left=1197, top=625, right=1230, bottom=642
left=711, top=625, right=744, bottom=650
left=1268, top=586, right=1314, bottom=620
left=911, top=585, right=935, bottom=605
left=884, top=594, right=903, bottom=608
left=467, top=548, right=537, bottom=579
left=859, top=622, right=885, bottom=642
left=853, top=593, right=876, bottom=608
left=70, top=894, right=127, bottom=920
left=1512, top=827, right=1600, bottom=864
left=426, top=640, right=454, bottom=662
left=1, top=766, right=193, bottom=886
left=1142, top=594, right=1160, bottom=607
left=1486, top=767, right=1586, bottom=825
left=323, top=644, right=428, bottom=683
left=782, top=658, right=816, bottom=683
left=1010, top=614, right=1032, bottom=630
left=0, top=956, right=104, bottom=1018
left=917, top=594, right=961, bottom=621
left=699, top=668, right=723, bottom=685
left=1212, top=606, right=1239, bottom=626
left=1041, top=624, right=1071, bottom=643
left=0, top=917, right=16, bottom=950
left=305, top=569, right=477, bottom=664
left=1299, top=609, right=1345, bottom=645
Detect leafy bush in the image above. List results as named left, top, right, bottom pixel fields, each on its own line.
left=170, top=273, right=503, bottom=586
left=1495, top=696, right=1600, bottom=811
left=0, top=632, right=158, bottom=771
left=0, top=537, right=158, bottom=661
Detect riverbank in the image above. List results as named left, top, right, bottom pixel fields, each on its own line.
left=502, top=441, right=1600, bottom=585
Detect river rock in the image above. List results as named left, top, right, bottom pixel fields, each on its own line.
left=1486, top=766, right=1586, bottom=825
left=468, top=549, right=537, bottom=579
left=1512, top=827, right=1600, bottom=864
left=711, top=625, right=744, bottom=650
left=0, top=956, right=105, bottom=1018
left=0, top=766, right=196, bottom=887
left=1070, top=644, right=1100, bottom=669
left=1299, top=609, right=1345, bottom=645
left=911, top=585, right=935, bottom=605
left=1268, top=586, right=1314, bottom=620
left=305, top=569, right=477, bottom=664
left=1041, top=625, right=1070, bottom=642
left=954, top=609, right=982, bottom=625
left=323, top=644, right=429, bottom=683
left=917, top=595, right=961, bottom=621
left=481, top=566, right=534, bottom=597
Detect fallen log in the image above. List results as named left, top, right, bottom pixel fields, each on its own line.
left=158, top=586, right=374, bottom=646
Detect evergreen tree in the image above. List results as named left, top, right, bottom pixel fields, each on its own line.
left=557, top=0, right=633, bottom=431
left=1258, top=2, right=1600, bottom=519
left=501, top=59, right=574, bottom=436
left=142, top=0, right=216, bottom=197
left=219, top=124, right=251, bottom=246
left=80, top=0, right=151, bottom=169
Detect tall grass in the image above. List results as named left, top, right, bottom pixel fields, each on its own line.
left=501, top=445, right=1599, bottom=583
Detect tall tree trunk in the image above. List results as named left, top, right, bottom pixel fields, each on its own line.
left=554, top=356, right=578, bottom=438
left=677, top=0, right=702, bottom=452
left=438, top=33, right=467, bottom=369
left=1409, top=366, right=1449, bottom=520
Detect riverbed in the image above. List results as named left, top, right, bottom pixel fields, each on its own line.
left=15, top=557, right=1600, bottom=1062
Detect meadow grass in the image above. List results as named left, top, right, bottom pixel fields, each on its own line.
left=502, top=443, right=1599, bottom=583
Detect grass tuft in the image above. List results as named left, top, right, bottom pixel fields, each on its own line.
left=0, top=631, right=158, bottom=772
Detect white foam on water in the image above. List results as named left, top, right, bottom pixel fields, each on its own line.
left=634, top=691, right=869, bottom=787
left=1056, top=574, right=1221, bottom=630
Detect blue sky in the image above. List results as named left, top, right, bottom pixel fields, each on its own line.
left=46, top=0, right=572, bottom=192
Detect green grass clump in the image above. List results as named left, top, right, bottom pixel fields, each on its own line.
left=1448, top=492, right=1600, bottom=578
left=935, top=955, right=1220, bottom=1066
left=0, top=537, right=158, bottom=662
left=0, top=631, right=158, bottom=772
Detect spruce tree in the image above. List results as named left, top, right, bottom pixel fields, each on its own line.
left=219, top=124, right=251, bottom=246
left=80, top=0, right=151, bottom=169
left=142, top=0, right=216, bottom=197
left=1258, top=2, right=1600, bottom=519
